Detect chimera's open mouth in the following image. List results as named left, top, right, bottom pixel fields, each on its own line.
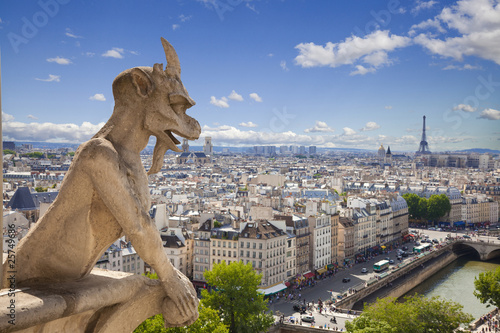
left=165, top=130, right=181, bottom=144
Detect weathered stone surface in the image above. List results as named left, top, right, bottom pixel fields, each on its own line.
left=0, top=269, right=168, bottom=332
left=1, top=38, right=200, bottom=330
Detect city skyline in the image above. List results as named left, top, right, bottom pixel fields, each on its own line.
left=1, top=0, right=500, bottom=151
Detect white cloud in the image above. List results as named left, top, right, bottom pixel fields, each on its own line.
left=413, top=0, right=500, bottom=65
left=210, top=96, right=229, bottom=108
left=65, top=28, right=82, bottom=38
left=412, top=0, right=437, bottom=14
left=280, top=60, right=289, bottom=71
left=295, top=30, right=411, bottom=73
left=2, top=120, right=106, bottom=143
left=479, top=108, right=500, bottom=120
left=453, top=104, right=476, bottom=112
left=3, top=112, right=14, bottom=122
left=179, top=14, right=192, bottom=22
left=360, top=121, right=380, bottom=131
left=46, top=56, right=72, bottom=65
left=443, top=63, right=481, bottom=70
left=102, top=48, right=125, bottom=59
left=228, top=90, right=244, bottom=101
left=385, top=105, right=393, bottom=110
left=84, top=52, right=95, bottom=57
left=89, top=93, right=106, bottom=102
left=35, top=74, right=60, bottom=82
left=249, top=93, right=262, bottom=102
left=304, top=121, right=334, bottom=133
left=268, top=53, right=274, bottom=57
left=27, top=115, right=38, bottom=120
left=350, top=65, right=376, bottom=76
left=409, top=18, right=446, bottom=36
left=246, top=3, right=259, bottom=13
left=240, top=121, right=258, bottom=128
left=343, top=127, right=356, bottom=135
left=172, top=24, right=180, bottom=31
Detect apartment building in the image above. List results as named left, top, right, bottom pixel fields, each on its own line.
left=239, top=221, right=287, bottom=288
left=308, top=214, right=331, bottom=271
left=274, top=214, right=310, bottom=275
left=338, top=216, right=355, bottom=265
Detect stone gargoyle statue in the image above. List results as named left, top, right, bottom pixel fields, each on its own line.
left=1, top=38, right=200, bottom=327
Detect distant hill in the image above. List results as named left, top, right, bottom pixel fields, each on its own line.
left=456, top=148, right=500, bottom=154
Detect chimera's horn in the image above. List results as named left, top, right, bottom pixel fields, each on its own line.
left=161, top=37, right=181, bottom=77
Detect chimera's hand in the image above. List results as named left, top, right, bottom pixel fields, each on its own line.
left=162, top=267, right=199, bottom=327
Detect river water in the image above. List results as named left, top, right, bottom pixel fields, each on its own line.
left=402, top=255, right=500, bottom=320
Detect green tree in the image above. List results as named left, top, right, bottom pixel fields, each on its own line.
left=417, top=197, right=428, bottom=220
left=427, top=194, right=451, bottom=223
left=402, top=193, right=420, bottom=219
left=3, top=149, right=15, bottom=155
left=134, top=273, right=228, bottom=333
left=474, top=266, right=500, bottom=309
left=35, top=186, right=48, bottom=192
left=201, top=261, right=274, bottom=333
left=134, top=305, right=229, bottom=333
left=345, top=295, right=473, bottom=333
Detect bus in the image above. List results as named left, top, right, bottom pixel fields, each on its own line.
left=413, top=243, right=432, bottom=254
left=373, top=259, right=390, bottom=272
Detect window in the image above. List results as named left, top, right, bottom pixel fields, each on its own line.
left=253, top=242, right=256, bottom=249
left=247, top=251, right=250, bottom=257
left=259, top=243, right=262, bottom=249
left=223, top=241, right=226, bottom=248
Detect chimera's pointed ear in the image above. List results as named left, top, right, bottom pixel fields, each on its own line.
left=130, top=68, right=154, bottom=97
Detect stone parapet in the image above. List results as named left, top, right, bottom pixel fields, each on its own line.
left=0, top=268, right=165, bottom=333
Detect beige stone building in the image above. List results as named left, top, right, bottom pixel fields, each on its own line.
left=338, top=216, right=355, bottom=265
left=308, top=214, right=331, bottom=272
left=239, top=221, right=287, bottom=287
left=330, top=213, right=339, bottom=265
left=274, top=214, right=310, bottom=275
left=192, top=219, right=211, bottom=285
left=209, top=226, right=240, bottom=270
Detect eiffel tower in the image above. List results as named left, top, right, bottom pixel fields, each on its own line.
left=416, top=115, right=431, bottom=155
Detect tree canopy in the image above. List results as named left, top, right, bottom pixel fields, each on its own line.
left=345, top=295, right=473, bottom=333
left=402, top=193, right=451, bottom=224
left=201, top=261, right=274, bottom=333
left=134, top=273, right=228, bottom=333
left=474, top=266, right=500, bottom=309
left=427, top=194, right=451, bottom=222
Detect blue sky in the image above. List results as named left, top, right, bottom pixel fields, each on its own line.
left=1, top=0, right=499, bottom=152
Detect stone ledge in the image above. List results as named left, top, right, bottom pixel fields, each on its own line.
left=0, top=268, right=164, bottom=333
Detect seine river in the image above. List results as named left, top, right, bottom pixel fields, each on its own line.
left=402, top=255, right=500, bottom=320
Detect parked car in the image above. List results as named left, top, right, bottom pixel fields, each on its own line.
left=428, top=227, right=436, bottom=231
left=361, top=268, right=368, bottom=273
left=342, top=277, right=351, bottom=283
left=463, top=235, right=471, bottom=239
left=293, top=305, right=307, bottom=314
left=432, top=239, right=439, bottom=244
left=389, top=259, right=395, bottom=264
left=437, top=228, right=443, bottom=231
left=402, top=252, right=409, bottom=257
left=415, top=241, right=420, bottom=246
left=402, top=246, right=408, bottom=251
left=302, top=315, right=315, bottom=323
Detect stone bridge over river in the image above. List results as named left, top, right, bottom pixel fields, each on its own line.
left=452, top=239, right=500, bottom=261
